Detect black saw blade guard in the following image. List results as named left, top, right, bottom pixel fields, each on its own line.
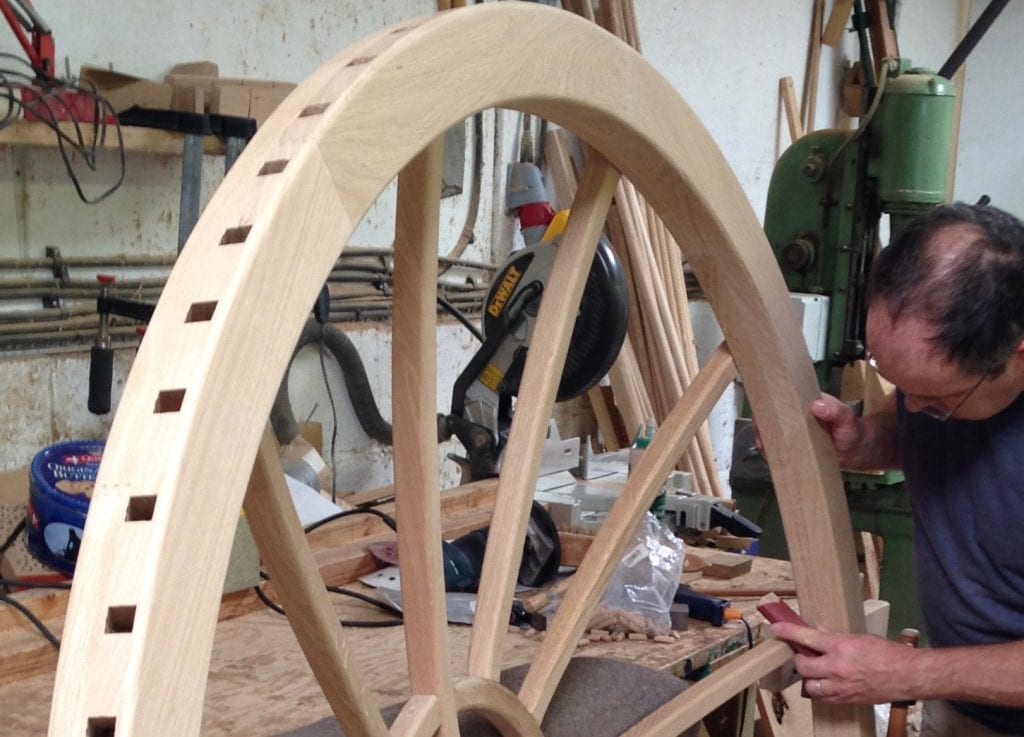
left=484, top=237, right=629, bottom=401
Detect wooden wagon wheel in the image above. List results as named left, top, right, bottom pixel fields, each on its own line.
left=50, top=5, right=873, bottom=737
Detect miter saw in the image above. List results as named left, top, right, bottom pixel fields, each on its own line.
left=441, top=160, right=630, bottom=482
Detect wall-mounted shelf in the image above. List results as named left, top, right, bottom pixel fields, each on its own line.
left=0, top=119, right=225, bottom=155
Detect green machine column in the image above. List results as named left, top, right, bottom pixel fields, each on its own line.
left=736, top=65, right=955, bottom=641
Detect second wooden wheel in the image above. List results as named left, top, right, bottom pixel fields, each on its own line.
left=50, top=5, right=872, bottom=737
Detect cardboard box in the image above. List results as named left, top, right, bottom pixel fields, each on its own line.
left=168, top=60, right=219, bottom=77
left=210, top=85, right=252, bottom=118
left=79, top=65, right=174, bottom=112
left=170, top=84, right=207, bottom=114
left=249, top=84, right=294, bottom=127
left=162, top=68, right=296, bottom=125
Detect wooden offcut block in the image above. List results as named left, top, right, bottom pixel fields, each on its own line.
left=702, top=553, right=753, bottom=579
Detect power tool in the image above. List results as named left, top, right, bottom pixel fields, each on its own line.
left=441, top=160, right=630, bottom=482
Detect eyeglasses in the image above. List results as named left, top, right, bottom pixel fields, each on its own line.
left=865, top=352, right=988, bottom=422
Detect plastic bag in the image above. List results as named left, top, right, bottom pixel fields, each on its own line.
left=588, top=512, right=685, bottom=636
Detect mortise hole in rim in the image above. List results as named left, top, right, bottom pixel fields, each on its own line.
left=87, top=717, right=116, bottom=737
left=258, top=159, right=288, bottom=176
left=299, top=103, right=330, bottom=117
left=105, top=606, right=136, bottom=634
left=125, top=496, right=156, bottom=522
left=185, top=301, right=217, bottom=323
left=154, top=389, right=186, bottom=413
left=220, top=225, right=251, bottom=245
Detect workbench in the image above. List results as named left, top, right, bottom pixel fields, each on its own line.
left=0, top=479, right=796, bottom=737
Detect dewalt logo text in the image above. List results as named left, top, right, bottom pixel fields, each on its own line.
left=487, top=265, right=523, bottom=318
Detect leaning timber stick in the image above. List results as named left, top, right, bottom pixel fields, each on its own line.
left=646, top=208, right=725, bottom=497
left=596, top=0, right=626, bottom=41
left=588, top=386, right=621, bottom=451
left=609, top=338, right=651, bottom=436
left=561, top=3, right=722, bottom=495
left=520, top=345, right=738, bottom=720
left=619, top=183, right=716, bottom=494
left=561, top=0, right=595, bottom=23
left=606, top=203, right=654, bottom=384
left=823, top=0, right=855, bottom=47
left=622, top=0, right=641, bottom=51
left=781, top=77, right=803, bottom=142
left=645, top=205, right=724, bottom=497
left=616, top=184, right=683, bottom=402
left=804, top=0, right=825, bottom=132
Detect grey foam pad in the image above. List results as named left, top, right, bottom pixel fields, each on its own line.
left=276, top=656, right=700, bottom=737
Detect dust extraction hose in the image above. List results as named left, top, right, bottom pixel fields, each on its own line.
left=270, top=318, right=393, bottom=447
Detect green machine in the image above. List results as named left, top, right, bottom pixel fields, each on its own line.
left=732, top=59, right=955, bottom=640
left=766, top=63, right=955, bottom=386
left=731, top=0, right=1010, bottom=639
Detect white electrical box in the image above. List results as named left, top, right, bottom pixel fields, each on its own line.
left=791, top=293, right=830, bottom=362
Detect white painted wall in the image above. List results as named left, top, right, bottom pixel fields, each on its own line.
left=0, top=1, right=1016, bottom=499
left=953, top=2, right=1024, bottom=212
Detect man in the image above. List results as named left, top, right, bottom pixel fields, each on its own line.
left=770, top=202, right=1024, bottom=736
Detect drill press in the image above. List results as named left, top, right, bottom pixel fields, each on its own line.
left=764, top=60, right=955, bottom=391
left=729, top=0, right=1012, bottom=639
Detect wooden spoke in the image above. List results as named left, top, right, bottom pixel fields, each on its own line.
left=518, top=344, right=736, bottom=720
left=468, top=153, right=620, bottom=680
left=388, top=696, right=441, bottom=737
left=243, top=427, right=389, bottom=737
left=49, top=6, right=872, bottom=736
left=392, top=138, right=459, bottom=736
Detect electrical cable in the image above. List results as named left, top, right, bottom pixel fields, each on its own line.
left=318, top=324, right=341, bottom=503
left=325, top=586, right=404, bottom=619
left=440, top=112, right=486, bottom=269
left=826, top=57, right=897, bottom=174
left=0, top=591, right=60, bottom=648
left=254, top=508, right=404, bottom=626
left=252, top=584, right=403, bottom=628
left=303, top=507, right=397, bottom=536
left=252, top=583, right=285, bottom=615
left=740, top=615, right=755, bottom=650
left=437, top=294, right=484, bottom=342
left=0, top=55, right=127, bottom=204
left=0, top=519, right=25, bottom=558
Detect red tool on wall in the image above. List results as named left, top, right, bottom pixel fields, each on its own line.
left=0, top=0, right=54, bottom=80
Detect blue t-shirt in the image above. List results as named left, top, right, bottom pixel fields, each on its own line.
left=898, top=391, right=1024, bottom=734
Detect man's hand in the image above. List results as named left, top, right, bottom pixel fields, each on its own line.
left=771, top=622, right=920, bottom=704
left=754, top=394, right=863, bottom=461
left=754, top=393, right=900, bottom=471
left=810, top=394, right=863, bottom=460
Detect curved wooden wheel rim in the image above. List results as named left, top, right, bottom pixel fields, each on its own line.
left=50, top=5, right=871, bottom=737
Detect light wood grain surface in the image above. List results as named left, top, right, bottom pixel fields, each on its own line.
left=46, top=4, right=869, bottom=736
